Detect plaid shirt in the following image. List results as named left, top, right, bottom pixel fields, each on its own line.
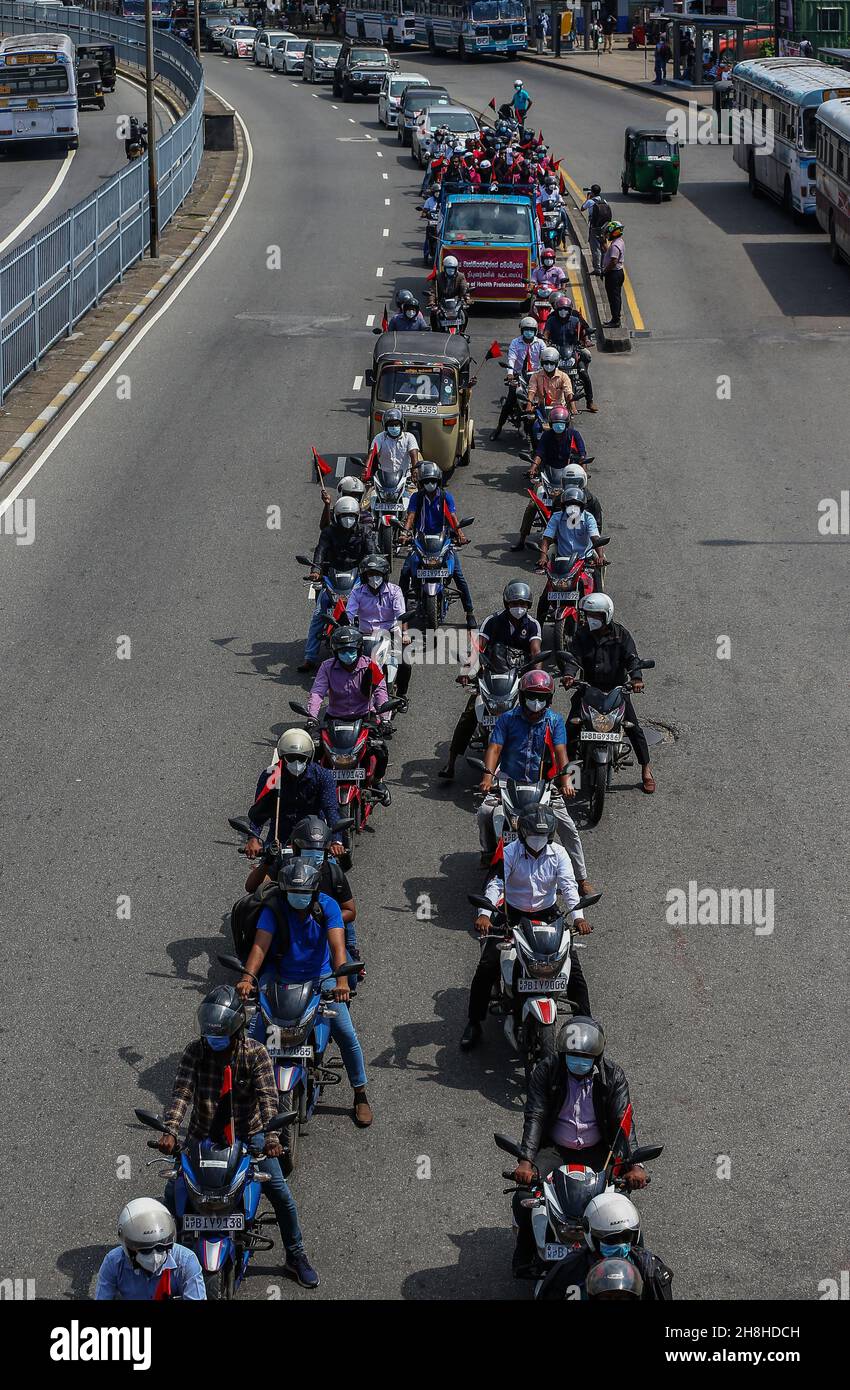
left=163, top=1035, right=278, bottom=1142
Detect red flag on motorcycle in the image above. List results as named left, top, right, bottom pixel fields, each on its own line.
left=442, top=498, right=454, bottom=527
left=220, top=1063, right=234, bottom=1146
left=252, top=761, right=281, bottom=806
left=152, top=1267, right=173, bottom=1300
left=426, top=267, right=438, bottom=282
left=311, top=446, right=332, bottom=478
left=488, top=97, right=497, bottom=111
left=606, top=1103, right=635, bottom=1178
left=541, top=722, right=558, bottom=781
left=381, top=304, right=389, bottom=332
left=558, top=169, right=567, bottom=195
left=362, top=440, right=378, bottom=483
left=491, top=837, right=504, bottom=867
left=537, top=130, right=545, bottom=147
left=524, top=348, right=533, bottom=374
left=528, top=487, right=552, bottom=522
left=484, top=340, right=503, bottom=361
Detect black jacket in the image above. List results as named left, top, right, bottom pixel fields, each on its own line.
left=561, top=621, right=641, bottom=689
left=520, top=1053, right=632, bottom=1161
left=536, top=1247, right=674, bottom=1301
left=312, top=522, right=376, bottom=570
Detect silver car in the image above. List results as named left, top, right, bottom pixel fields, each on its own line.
left=253, top=29, right=295, bottom=69
left=377, top=72, right=429, bottom=129
left=272, top=36, right=307, bottom=75
left=412, top=106, right=481, bottom=168
left=302, top=39, right=342, bottom=84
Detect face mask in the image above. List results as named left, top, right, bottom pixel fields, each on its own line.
left=338, top=515, right=356, bottom=529
left=525, top=833, right=549, bottom=853
left=299, top=848, right=324, bottom=866
left=337, top=650, right=358, bottom=667
left=558, top=308, right=569, bottom=319
left=365, top=572, right=383, bottom=591
left=284, top=757, right=308, bottom=777
left=204, top=1034, right=230, bottom=1052
left=551, top=422, right=566, bottom=434
left=508, top=605, right=527, bottom=621
left=445, top=266, right=456, bottom=277
left=565, top=505, right=581, bottom=524
left=287, top=892, right=313, bottom=911
left=404, top=309, right=416, bottom=320
left=423, top=482, right=438, bottom=495
left=543, top=258, right=555, bottom=269
left=566, top=1056, right=595, bottom=1077
left=600, top=1242, right=631, bottom=1259
left=387, top=424, right=401, bottom=438
left=587, top=616, right=603, bottom=631
left=543, top=362, right=557, bottom=375
left=524, top=697, right=546, bottom=714
left=522, top=329, right=535, bottom=342
left=136, top=1248, right=169, bottom=1275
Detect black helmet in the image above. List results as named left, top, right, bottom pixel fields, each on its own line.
left=198, top=984, right=245, bottom=1040
left=360, top=553, right=391, bottom=579
left=556, top=1015, right=606, bottom=1058
left=290, top=815, right=332, bottom=852
left=396, top=288, right=415, bottom=310
left=561, top=486, right=586, bottom=508
left=278, top=857, right=322, bottom=896
left=418, top=461, right=442, bottom=488
left=404, top=296, right=421, bottom=316
left=517, top=804, right=557, bottom=845
left=585, top=1257, right=644, bottom=1301
left=503, top=579, right=532, bottom=608
left=330, top=625, right=363, bottom=661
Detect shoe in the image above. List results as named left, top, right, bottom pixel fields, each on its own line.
left=602, top=320, right=621, bottom=329
left=586, top=403, right=599, bottom=413
left=284, top=1252, right=320, bottom=1289
left=438, top=764, right=455, bottom=781
left=297, top=660, right=317, bottom=674
left=395, top=695, right=409, bottom=714
left=510, top=541, right=526, bottom=552
left=466, top=611, right=477, bottom=629
left=372, top=782, right=391, bottom=806
left=353, top=1090, right=373, bottom=1127
left=641, top=768, right=656, bottom=794
left=460, top=1022, right=482, bottom=1051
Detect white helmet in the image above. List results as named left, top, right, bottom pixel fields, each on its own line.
left=443, top=254, right=459, bottom=274
left=583, top=1192, right=640, bottom=1254
left=118, top=1198, right=175, bottom=1274
left=333, top=495, right=360, bottom=527
left=514, top=79, right=523, bottom=89
left=579, top=593, right=613, bottom=625
left=540, top=346, right=560, bottom=371
left=277, top=727, right=315, bottom=763
left=337, top=476, right=365, bottom=501
left=563, top=463, right=588, bottom=489
left=519, top=315, right=538, bottom=334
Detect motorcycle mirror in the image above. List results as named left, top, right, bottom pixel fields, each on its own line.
left=328, top=817, right=354, bottom=835
left=317, top=961, right=364, bottom=987
left=228, top=816, right=252, bottom=836
left=493, top=1131, right=524, bottom=1159
left=638, top=659, right=655, bottom=670
left=467, top=893, right=493, bottom=909
left=295, top=554, right=312, bottom=566
left=457, top=517, right=474, bottom=527
left=376, top=698, right=405, bottom=713
left=595, top=535, right=611, bottom=546
left=365, top=369, right=374, bottom=386
left=372, top=327, right=382, bottom=335
left=576, top=892, right=602, bottom=910
left=289, top=701, right=310, bottom=717
left=465, top=755, right=486, bottom=771
left=630, top=1143, right=664, bottom=1165
left=218, top=954, right=255, bottom=979
left=349, top=455, right=366, bottom=469
left=134, top=1108, right=169, bottom=1135
left=583, top=455, right=595, bottom=466
left=266, top=1111, right=299, bottom=1130
left=519, top=649, right=553, bottom=674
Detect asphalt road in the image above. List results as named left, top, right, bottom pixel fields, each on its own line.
left=0, top=50, right=847, bottom=1302
left=0, top=75, right=172, bottom=254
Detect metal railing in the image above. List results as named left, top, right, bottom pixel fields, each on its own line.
left=0, top=3, right=206, bottom=402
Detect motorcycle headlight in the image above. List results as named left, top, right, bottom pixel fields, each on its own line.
left=526, top=954, right=567, bottom=979
left=424, top=556, right=441, bottom=567
left=591, top=711, right=617, bottom=733
left=331, top=752, right=357, bottom=767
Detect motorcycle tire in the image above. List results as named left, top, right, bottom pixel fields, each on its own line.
left=379, top=521, right=393, bottom=569
left=282, top=1082, right=306, bottom=1174
left=204, top=1264, right=235, bottom=1300
left=423, top=590, right=439, bottom=630
left=586, top=761, right=606, bottom=826
left=523, top=1017, right=556, bottom=1083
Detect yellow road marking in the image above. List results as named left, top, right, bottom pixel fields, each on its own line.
left=558, top=161, right=646, bottom=331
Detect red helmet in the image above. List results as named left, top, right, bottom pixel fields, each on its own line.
left=549, top=405, right=570, bottom=426
left=550, top=293, right=569, bottom=311
left=519, top=669, right=554, bottom=700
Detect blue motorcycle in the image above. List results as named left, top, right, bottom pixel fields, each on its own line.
left=134, top=1107, right=294, bottom=1300
left=405, top=519, right=473, bottom=630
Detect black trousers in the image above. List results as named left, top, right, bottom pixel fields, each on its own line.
left=604, top=268, right=624, bottom=325
left=567, top=691, right=649, bottom=767
left=468, top=905, right=591, bottom=1023
left=494, top=384, right=519, bottom=436
left=394, top=660, right=411, bottom=698
left=512, top=1139, right=610, bottom=1264
left=446, top=691, right=478, bottom=765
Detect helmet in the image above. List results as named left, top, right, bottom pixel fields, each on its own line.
left=563, top=463, right=588, bottom=489
left=540, top=346, right=560, bottom=371
left=517, top=804, right=557, bottom=845
left=519, top=315, right=538, bottom=334
left=579, top=593, right=614, bottom=625
left=604, top=219, right=624, bottom=237
left=396, top=288, right=415, bottom=310
left=290, top=814, right=331, bottom=852
left=549, top=405, right=570, bottom=427
left=584, top=1193, right=641, bottom=1254
left=518, top=668, right=554, bottom=717
left=443, top=255, right=459, bottom=274
left=330, top=624, right=363, bottom=663
left=550, top=292, right=568, bottom=312
left=418, top=460, right=442, bottom=487
left=197, top=984, right=246, bottom=1040
left=277, top=727, right=315, bottom=763
left=514, top=79, right=523, bottom=89
left=279, top=856, right=322, bottom=898
left=118, top=1198, right=175, bottom=1268
left=586, top=1256, right=644, bottom=1301
left=561, top=486, right=586, bottom=507
left=479, top=159, right=492, bottom=172
left=556, top=1014, right=605, bottom=1058
left=383, top=407, right=403, bottom=430
left=541, top=247, right=556, bottom=264
left=503, top=579, right=532, bottom=608
left=544, top=175, right=557, bottom=190
left=337, top=476, right=366, bottom=500
left=361, top=553, right=390, bottom=581
left=333, top=495, right=360, bottom=526
left=403, top=296, right=421, bottom=317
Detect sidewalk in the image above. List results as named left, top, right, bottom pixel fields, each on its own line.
left=521, top=40, right=714, bottom=109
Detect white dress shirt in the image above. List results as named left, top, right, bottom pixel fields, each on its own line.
left=483, top=839, right=581, bottom=920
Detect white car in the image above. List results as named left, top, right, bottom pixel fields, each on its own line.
left=221, top=25, right=257, bottom=59
left=253, top=29, right=295, bottom=69
left=412, top=106, right=481, bottom=168
left=272, top=36, right=307, bottom=75
left=377, top=72, right=429, bottom=129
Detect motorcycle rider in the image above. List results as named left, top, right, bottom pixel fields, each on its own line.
left=526, top=346, right=575, bottom=445
left=318, top=475, right=368, bottom=531
left=387, top=295, right=429, bottom=332
left=157, top=985, right=320, bottom=1289
left=477, top=668, right=590, bottom=886
left=299, top=495, right=377, bottom=673
left=560, top=593, right=655, bottom=794
left=460, top=805, right=593, bottom=1051
left=347, top=553, right=412, bottom=703
left=530, top=246, right=568, bottom=292
left=306, top=624, right=392, bottom=803
left=438, top=580, right=542, bottom=781
left=398, top=461, right=476, bottom=628
left=237, top=858, right=373, bottom=1128
left=428, top=254, right=471, bottom=330
left=510, top=411, right=589, bottom=551
left=536, top=1194, right=674, bottom=1300
left=243, top=728, right=344, bottom=863
left=536, top=486, right=605, bottom=593
left=95, top=1199, right=206, bottom=1300
left=538, top=176, right=568, bottom=246
left=560, top=462, right=602, bottom=528
left=491, top=316, right=547, bottom=442
left=545, top=294, right=598, bottom=413
left=369, top=407, right=420, bottom=484
left=510, top=1017, right=649, bottom=1278
left=585, top=1256, right=644, bottom=1301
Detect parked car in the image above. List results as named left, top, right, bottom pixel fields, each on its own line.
left=253, top=28, right=294, bottom=68
left=412, top=105, right=480, bottom=167
left=221, top=25, right=257, bottom=58
left=332, top=39, right=391, bottom=103
left=377, top=71, right=428, bottom=128
left=302, top=39, right=342, bottom=84
left=272, top=36, right=307, bottom=75
left=397, top=85, right=451, bottom=147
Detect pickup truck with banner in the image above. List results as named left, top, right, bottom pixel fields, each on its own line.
left=436, top=186, right=540, bottom=304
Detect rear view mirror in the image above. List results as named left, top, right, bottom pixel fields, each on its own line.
left=458, top=517, right=474, bottom=527
left=493, top=1131, right=524, bottom=1160
left=468, top=894, right=492, bottom=909
left=289, top=700, right=310, bottom=717
left=228, top=816, right=252, bottom=836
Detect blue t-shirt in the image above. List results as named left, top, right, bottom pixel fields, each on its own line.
left=513, top=88, right=532, bottom=114
left=543, top=507, right=599, bottom=560
left=407, top=488, right=456, bottom=534
left=257, top=892, right=344, bottom=983
left=491, top=706, right=566, bottom=781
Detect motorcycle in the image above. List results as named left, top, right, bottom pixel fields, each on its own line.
left=368, top=461, right=414, bottom=567
left=466, top=759, right=553, bottom=859
left=296, top=554, right=359, bottom=650
left=402, top=518, right=473, bottom=631
left=133, top=1107, right=295, bottom=1300
left=467, top=891, right=601, bottom=1076
left=432, top=296, right=469, bottom=336
left=540, top=208, right=564, bottom=251
left=468, top=642, right=554, bottom=753
left=423, top=208, right=441, bottom=266
left=538, top=542, right=609, bottom=653
left=566, top=659, right=655, bottom=826
left=558, top=347, right=586, bottom=407
left=530, top=283, right=554, bottom=333
left=125, top=116, right=148, bottom=161
left=217, top=955, right=363, bottom=1175
left=499, top=369, right=532, bottom=442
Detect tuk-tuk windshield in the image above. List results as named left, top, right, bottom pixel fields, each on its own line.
left=377, top=366, right=458, bottom=405
left=638, top=137, right=675, bottom=159
left=444, top=200, right=532, bottom=242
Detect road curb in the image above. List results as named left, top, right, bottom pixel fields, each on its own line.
left=520, top=51, right=709, bottom=109
left=0, top=132, right=245, bottom=483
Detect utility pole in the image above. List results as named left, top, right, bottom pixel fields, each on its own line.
left=144, top=0, right=160, bottom=258
left=194, top=0, right=201, bottom=61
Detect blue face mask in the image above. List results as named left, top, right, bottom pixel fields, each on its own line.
left=522, top=329, right=535, bottom=342
left=338, top=650, right=358, bottom=667
left=551, top=422, right=567, bottom=435
left=600, top=1242, right=631, bottom=1259
left=387, top=425, right=402, bottom=438
left=566, top=1056, right=595, bottom=1077
left=204, top=1034, right=230, bottom=1052
left=299, top=849, right=325, bottom=867
left=287, top=892, right=313, bottom=912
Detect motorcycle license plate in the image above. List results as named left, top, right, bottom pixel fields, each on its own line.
left=544, top=1243, right=570, bottom=1261
left=182, top=1214, right=244, bottom=1233
left=423, top=568, right=450, bottom=579
left=479, top=714, right=497, bottom=728
left=267, top=1044, right=314, bottom=1060
left=331, top=767, right=366, bottom=779
left=580, top=731, right=620, bottom=742
left=547, top=590, right=579, bottom=604
left=517, top=977, right=568, bottom=993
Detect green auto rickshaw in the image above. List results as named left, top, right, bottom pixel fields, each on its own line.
left=621, top=127, right=680, bottom=202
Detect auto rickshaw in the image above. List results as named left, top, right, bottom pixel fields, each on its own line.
left=368, top=332, right=475, bottom=477
left=77, top=43, right=116, bottom=93
left=76, top=59, right=106, bottom=112
left=621, top=126, right=680, bottom=202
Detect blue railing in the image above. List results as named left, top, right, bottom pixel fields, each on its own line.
left=0, top=3, right=206, bottom=402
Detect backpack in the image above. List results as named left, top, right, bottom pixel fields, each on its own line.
left=230, top=882, right=328, bottom=962
left=590, top=197, right=612, bottom=229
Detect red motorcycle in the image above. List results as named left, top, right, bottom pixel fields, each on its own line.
left=536, top=545, right=609, bottom=653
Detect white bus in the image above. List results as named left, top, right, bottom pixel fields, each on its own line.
left=413, top=0, right=528, bottom=60
left=815, top=97, right=850, bottom=265
left=731, top=57, right=850, bottom=217
left=343, top=2, right=417, bottom=48
left=0, top=32, right=79, bottom=150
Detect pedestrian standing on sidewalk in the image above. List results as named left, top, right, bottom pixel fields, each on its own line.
left=581, top=184, right=611, bottom=276
left=602, top=9, right=616, bottom=53
left=601, top=219, right=625, bottom=329
left=654, top=31, right=671, bottom=84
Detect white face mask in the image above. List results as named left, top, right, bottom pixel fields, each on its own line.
left=366, top=575, right=383, bottom=591
left=587, top=616, right=604, bottom=631
left=525, top=833, right=549, bottom=854
left=338, top=515, right=356, bottom=529
left=508, top=605, right=527, bottom=621
left=136, top=1248, right=169, bottom=1275
left=524, top=697, right=546, bottom=714
left=542, top=362, right=557, bottom=374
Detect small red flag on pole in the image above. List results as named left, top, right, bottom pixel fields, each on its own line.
left=362, top=440, right=378, bottom=483
left=484, top=340, right=503, bottom=361
left=488, top=96, right=497, bottom=111
left=381, top=304, right=389, bottom=332
left=312, top=446, right=332, bottom=478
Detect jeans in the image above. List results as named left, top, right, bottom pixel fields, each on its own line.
left=164, top=1135, right=304, bottom=1259
left=251, top=979, right=368, bottom=1090
left=304, top=590, right=332, bottom=662
left=477, top=791, right=587, bottom=879
left=654, top=58, right=667, bottom=83
left=400, top=551, right=474, bottom=614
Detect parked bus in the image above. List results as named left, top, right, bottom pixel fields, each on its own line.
left=413, top=0, right=527, bottom=59
left=0, top=32, right=79, bottom=150
left=731, top=57, right=850, bottom=216
left=101, top=0, right=174, bottom=29
left=343, top=1, right=417, bottom=47
left=815, top=96, right=850, bottom=264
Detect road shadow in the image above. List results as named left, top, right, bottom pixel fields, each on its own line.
left=678, top=178, right=814, bottom=239
left=211, top=633, right=305, bottom=684
left=400, top=1226, right=517, bottom=1300
left=743, top=240, right=850, bottom=317
left=56, top=1245, right=110, bottom=1300
left=120, top=1046, right=185, bottom=1109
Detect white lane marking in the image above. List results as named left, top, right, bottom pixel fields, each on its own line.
left=352, top=375, right=363, bottom=391
left=382, top=228, right=389, bottom=236
left=364, top=134, right=373, bottom=140
left=348, top=117, right=355, bottom=124
left=384, top=197, right=391, bottom=205
left=331, top=103, right=338, bottom=109
left=0, top=149, right=75, bottom=256
left=376, top=267, right=384, bottom=277
left=0, top=98, right=254, bottom=520
left=381, top=172, right=388, bottom=180
left=366, top=314, right=375, bottom=327
left=376, top=151, right=383, bottom=158
left=312, top=93, right=319, bottom=98
left=335, top=455, right=347, bottom=477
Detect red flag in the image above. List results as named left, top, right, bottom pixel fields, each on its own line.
left=312, top=446, right=332, bottom=478
left=484, top=340, right=503, bottom=361
left=536, top=130, right=544, bottom=147
left=541, top=722, right=558, bottom=780
left=558, top=169, right=567, bottom=195
left=220, top=1063, right=234, bottom=1146
left=524, top=348, right=533, bottom=374
left=607, top=1103, right=635, bottom=1178
left=544, top=391, right=553, bottom=407
left=152, top=1267, right=173, bottom=1301
left=332, top=595, right=347, bottom=622
left=254, top=761, right=281, bottom=804
left=426, top=267, right=437, bottom=282
left=442, top=497, right=454, bottom=527
left=381, top=304, right=389, bottom=332
left=528, top=487, right=552, bottom=522
left=491, top=836, right=504, bottom=867
left=488, top=97, right=497, bottom=111
left=362, top=440, right=378, bottom=483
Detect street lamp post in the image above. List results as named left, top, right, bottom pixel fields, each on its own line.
left=144, top=0, right=160, bottom=258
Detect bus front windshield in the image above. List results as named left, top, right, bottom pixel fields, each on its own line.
left=470, top=1, right=525, bottom=21
left=444, top=199, right=532, bottom=242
